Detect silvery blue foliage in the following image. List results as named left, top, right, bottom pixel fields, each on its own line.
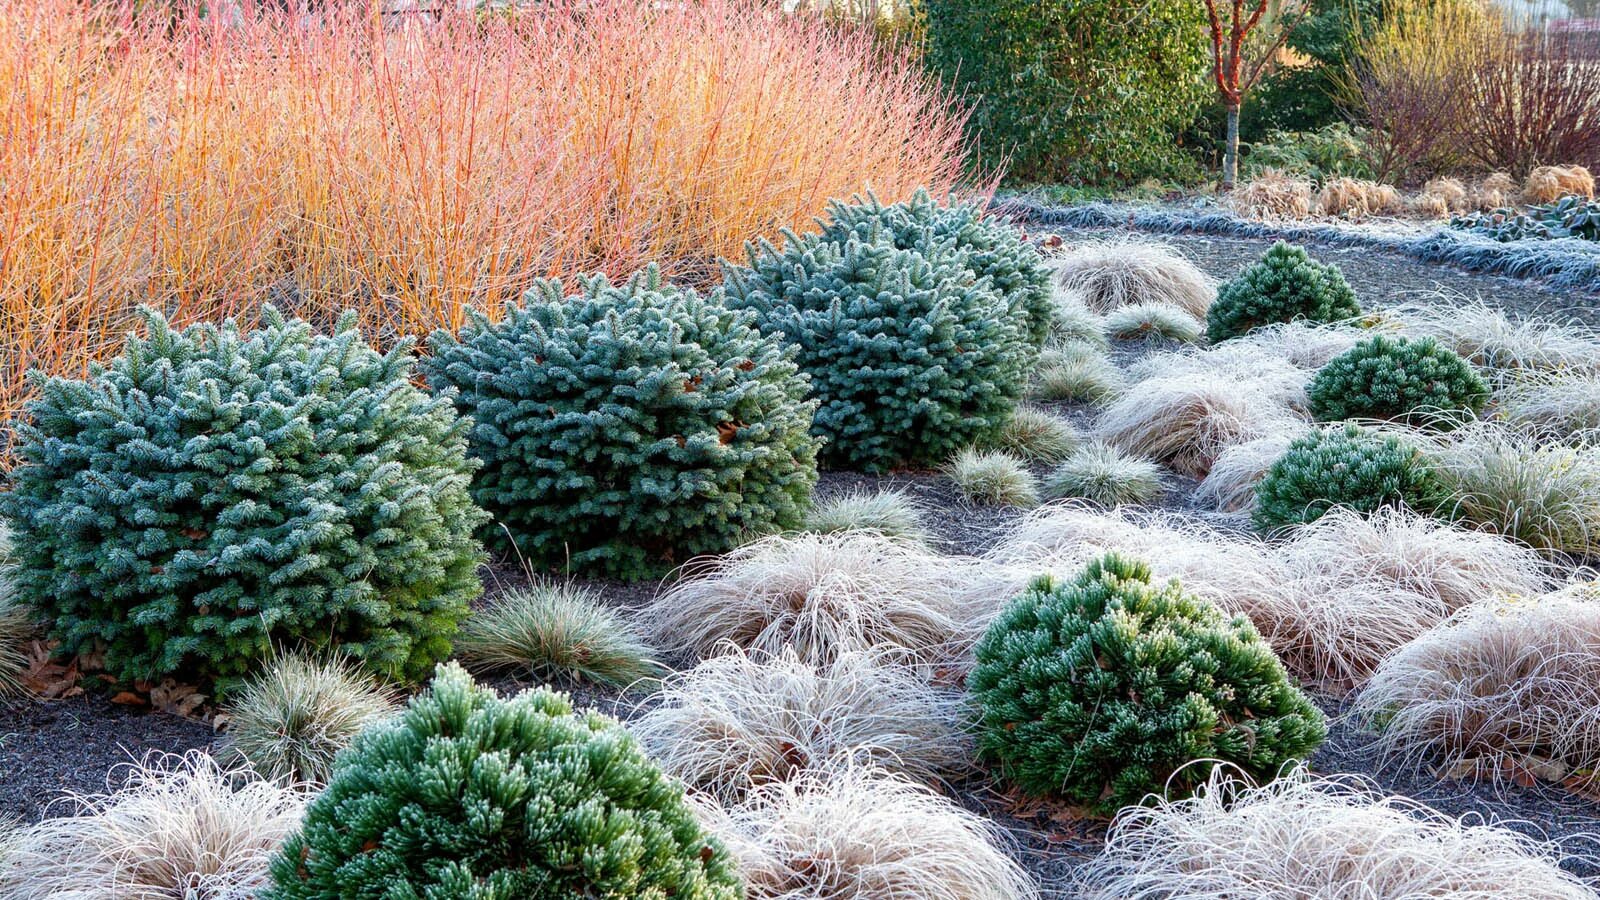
left=0, top=308, right=487, bottom=690
left=820, top=189, right=1055, bottom=347
left=425, top=265, right=819, bottom=580
left=722, top=230, right=1031, bottom=471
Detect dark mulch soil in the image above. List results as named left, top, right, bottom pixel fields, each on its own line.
left=3, top=224, right=1599, bottom=892
left=0, top=694, right=218, bottom=822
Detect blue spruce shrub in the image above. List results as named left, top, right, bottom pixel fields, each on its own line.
left=819, top=189, right=1054, bottom=348
left=722, top=231, right=1031, bottom=471
left=425, top=265, right=819, bottom=580
left=1308, top=334, right=1488, bottom=427
left=267, top=662, right=741, bottom=900
left=970, top=553, right=1325, bottom=815
left=1206, top=242, right=1361, bottom=342
left=1253, top=423, right=1445, bottom=532
left=0, top=308, right=487, bottom=690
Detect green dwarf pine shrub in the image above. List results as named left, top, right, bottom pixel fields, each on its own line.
left=1206, top=242, right=1361, bottom=342
left=425, top=265, right=819, bottom=579
left=267, top=663, right=741, bottom=900
left=970, top=553, right=1325, bottom=814
left=820, top=190, right=1054, bottom=347
left=1308, top=334, right=1488, bottom=427
left=0, top=309, right=486, bottom=690
left=1253, top=423, right=1445, bottom=532
left=723, top=231, right=1030, bottom=472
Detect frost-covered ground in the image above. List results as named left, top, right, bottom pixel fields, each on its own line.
left=4, top=221, right=1600, bottom=895
left=1002, top=196, right=1600, bottom=304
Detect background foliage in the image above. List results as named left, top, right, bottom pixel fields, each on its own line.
left=0, top=0, right=968, bottom=472
left=922, top=0, right=1209, bottom=185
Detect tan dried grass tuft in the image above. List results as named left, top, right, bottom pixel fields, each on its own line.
left=945, top=448, right=1040, bottom=508
left=1103, top=302, right=1204, bottom=343
left=224, top=653, right=398, bottom=785
left=1283, top=505, right=1553, bottom=613
left=1047, top=292, right=1109, bottom=349
left=1431, top=422, right=1600, bottom=557
left=803, top=489, right=932, bottom=545
left=1271, top=506, right=1555, bottom=691
left=1356, top=588, right=1600, bottom=791
left=0, top=525, right=30, bottom=697
left=1033, top=345, right=1126, bottom=404
left=979, top=503, right=1551, bottom=693
left=1389, top=295, right=1600, bottom=376
left=1075, top=767, right=1597, bottom=899
left=1043, top=443, right=1166, bottom=507
left=0, top=752, right=309, bottom=900
left=700, top=767, right=1037, bottom=900
left=1317, top=177, right=1405, bottom=217
left=1125, top=340, right=1315, bottom=410
left=646, top=532, right=983, bottom=667
left=1411, top=176, right=1470, bottom=217
left=1474, top=171, right=1520, bottom=209
left=1226, top=170, right=1314, bottom=220
left=1225, top=321, right=1368, bottom=370
left=993, top=406, right=1082, bottom=464
left=1523, top=164, right=1596, bottom=204
left=1196, top=426, right=1312, bottom=513
left=978, top=504, right=1287, bottom=633
left=1095, top=372, right=1307, bottom=478
left=1048, top=240, right=1216, bottom=318
left=632, top=646, right=971, bottom=804
left=454, top=582, right=662, bottom=689
left=1497, top=369, right=1600, bottom=435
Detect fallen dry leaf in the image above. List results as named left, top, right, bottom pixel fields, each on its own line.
left=150, top=678, right=208, bottom=718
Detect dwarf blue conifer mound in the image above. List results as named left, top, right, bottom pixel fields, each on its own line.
left=1253, top=422, right=1445, bottom=532
left=1308, top=334, right=1489, bottom=427
left=723, top=231, right=1031, bottom=472
left=820, top=189, right=1054, bottom=347
left=425, top=265, right=819, bottom=579
left=0, top=308, right=487, bottom=691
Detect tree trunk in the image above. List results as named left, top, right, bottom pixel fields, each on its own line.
left=1222, top=101, right=1241, bottom=189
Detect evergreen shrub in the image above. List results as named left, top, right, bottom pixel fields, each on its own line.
left=923, top=0, right=1209, bottom=184
left=1253, top=423, right=1444, bottom=532
left=1308, top=335, right=1488, bottom=426
left=970, top=553, right=1326, bottom=815
left=0, top=308, right=486, bottom=690
left=1207, top=243, right=1361, bottom=342
left=425, top=265, right=819, bottom=579
left=820, top=190, right=1054, bottom=347
left=267, top=663, right=741, bottom=900
left=722, top=232, right=1030, bottom=471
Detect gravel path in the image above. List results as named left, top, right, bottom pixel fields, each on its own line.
left=1063, top=225, right=1600, bottom=326
left=1, top=226, right=1597, bottom=892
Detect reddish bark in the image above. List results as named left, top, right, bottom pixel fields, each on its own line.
left=1202, top=0, right=1303, bottom=186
